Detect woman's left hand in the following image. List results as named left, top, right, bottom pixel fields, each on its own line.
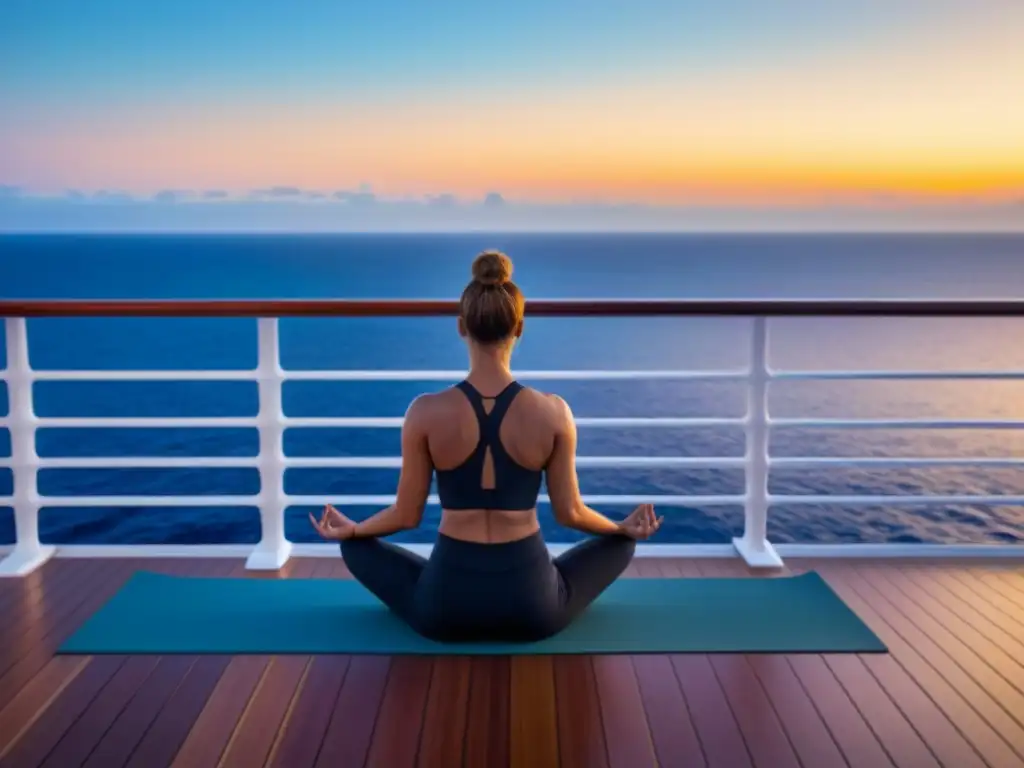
left=309, top=504, right=357, bottom=541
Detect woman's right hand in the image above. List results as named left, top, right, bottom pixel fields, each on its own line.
left=309, top=504, right=358, bottom=541
left=618, top=503, right=663, bottom=540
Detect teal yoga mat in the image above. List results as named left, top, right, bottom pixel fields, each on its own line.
left=59, top=570, right=886, bottom=655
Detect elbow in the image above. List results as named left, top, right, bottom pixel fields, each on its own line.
left=394, top=505, right=423, bottom=530
left=551, top=501, right=578, bottom=528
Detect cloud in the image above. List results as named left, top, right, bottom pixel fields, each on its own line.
left=252, top=186, right=305, bottom=198
left=1, top=184, right=1022, bottom=232
left=427, top=193, right=457, bottom=208
left=333, top=189, right=376, bottom=206
left=92, top=190, right=134, bottom=203
left=153, top=189, right=193, bottom=203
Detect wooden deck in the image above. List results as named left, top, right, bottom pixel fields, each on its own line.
left=1, top=557, right=1023, bottom=768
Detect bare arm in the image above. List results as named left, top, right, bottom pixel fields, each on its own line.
left=350, top=397, right=433, bottom=538
left=545, top=396, right=624, bottom=536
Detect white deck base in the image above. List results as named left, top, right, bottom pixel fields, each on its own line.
left=732, top=536, right=784, bottom=569
left=0, top=545, right=57, bottom=577
left=245, top=540, right=293, bottom=570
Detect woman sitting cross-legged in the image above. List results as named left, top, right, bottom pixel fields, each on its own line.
left=310, top=250, right=662, bottom=642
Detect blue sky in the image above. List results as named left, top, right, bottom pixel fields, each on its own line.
left=1, top=0, right=1022, bottom=230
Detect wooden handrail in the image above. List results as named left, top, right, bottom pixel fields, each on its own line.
left=0, top=298, right=1023, bottom=317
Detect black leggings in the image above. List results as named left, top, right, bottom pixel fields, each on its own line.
left=340, top=532, right=635, bottom=642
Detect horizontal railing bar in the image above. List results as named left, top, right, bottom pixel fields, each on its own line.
left=285, top=456, right=745, bottom=469
left=282, top=369, right=748, bottom=381
left=284, top=416, right=744, bottom=429
left=9, top=368, right=1024, bottom=383
left=3, top=298, right=1024, bottom=317
left=771, top=370, right=1024, bottom=381
left=6, top=543, right=1024, bottom=561
left=772, top=457, right=1024, bottom=468
left=27, top=455, right=745, bottom=469
left=4, top=543, right=1022, bottom=560
left=28, top=370, right=257, bottom=381
left=770, top=418, right=1024, bottom=429
left=287, top=494, right=746, bottom=506
left=21, top=456, right=1024, bottom=471
left=31, top=493, right=745, bottom=507
left=28, top=416, right=1023, bottom=430
left=18, top=369, right=748, bottom=382
left=770, top=494, right=1024, bottom=505
left=36, top=495, right=261, bottom=506
left=27, top=492, right=1024, bottom=508
left=36, top=457, right=260, bottom=469
left=36, top=417, right=259, bottom=428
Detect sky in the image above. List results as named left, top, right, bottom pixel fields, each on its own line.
left=1, top=0, right=1023, bottom=231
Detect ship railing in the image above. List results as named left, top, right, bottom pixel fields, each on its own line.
left=1, top=298, right=1023, bottom=577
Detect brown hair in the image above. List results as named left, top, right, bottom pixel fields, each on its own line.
left=459, top=250, right=525, bottom=344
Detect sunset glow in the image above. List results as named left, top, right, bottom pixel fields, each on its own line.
left=1, top=0, right=1022, bottom=219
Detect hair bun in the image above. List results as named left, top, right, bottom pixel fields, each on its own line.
left=472, top=250, right=513, bottom=287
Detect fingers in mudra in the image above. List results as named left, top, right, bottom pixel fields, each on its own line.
left=309, top=505, right=344, bottom=539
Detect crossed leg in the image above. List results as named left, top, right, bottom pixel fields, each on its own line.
left=552, top=533, right=636, bottom=627
left=339, top=537, right=427, bottom=628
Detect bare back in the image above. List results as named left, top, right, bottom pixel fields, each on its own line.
left=418, top=384, right=559, bottom=543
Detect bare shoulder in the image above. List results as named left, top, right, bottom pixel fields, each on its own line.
left=520, top=387, right=573, bottom=430
left=404, top=391, right=444, bottom=428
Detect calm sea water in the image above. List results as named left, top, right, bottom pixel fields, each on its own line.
left=1, top=233, right=1024, bottom=546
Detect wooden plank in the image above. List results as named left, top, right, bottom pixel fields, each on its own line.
left=824, top=655, right=946, bottom=768
left=554, top=656, right=609, bottom=768
left=592, top=655, right=656, bottom=767
left=787, top=655, right=894, bottom=768
left=0, top=655, right=127, bottom=767
left=745, top=655, right=847, bottom=768
left=671, top=655, right=754, bottom=768
left=123, top=655, right=232, bottom=768
left=631, top=654, right=705, bottom=767
left=822, top=564, right=1024, bottom=765
left=418, top=656, right=473, bottom=768
left=38, top=656, right=161, bottom=768
left=0, top=561, right=134, bottom=704
left=0, top=560, right=122, bottom=683
left=0, top=656, right=90, bottom=762
left=509, top=656, right=560, bottom=768
left=217, top=655, right=309, bottom=767
left=0, top=560, right=100, bottom=649
left=170, top=655, right=272, bottom=768
left=81, top=656, right=199, bottom=768
left=848, top=567, right=1024, bottom=727
left=364, top=657, right=433, bottom=767
left=942, top=569, right=1024, bottom=630
left=990, top=571, right=1024, bottom=602
left=267, top=655, right=350, bottom=768
left=463, top=657, right=510, bottom=768
left=316, top=655, right=391, bottom=768
left=901, top=566, right=1024, bottom=649
left=708, top=654, right=800, bottom=768
left=862, top=567, right=1024, bottom=690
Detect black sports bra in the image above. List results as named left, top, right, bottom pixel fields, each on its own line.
left=434, top=380, right=544, bottom=510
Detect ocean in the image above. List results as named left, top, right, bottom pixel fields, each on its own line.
left=1, top=232, right=1023, bottom=547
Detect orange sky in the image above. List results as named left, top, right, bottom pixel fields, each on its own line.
left=3, top=5, right=1022, bottom=205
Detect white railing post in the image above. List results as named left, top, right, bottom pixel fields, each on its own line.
left=0, top=318, right=55, bottom=577
left=246, top=318, right=292, bottom=570
left=733, top=316, right=784, bottom=569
